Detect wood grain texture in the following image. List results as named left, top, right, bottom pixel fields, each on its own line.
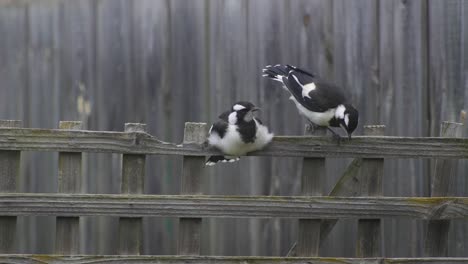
left=0, top=0, right=467, bottom=257
left=0, top=255, right=466, bottom=264
left=178, top=123, right=206, bottom=255
left=425, top=122, right=463, bottom=257
left=56, top=121, right=82, bottom=255
left=318, top=158, right=363, bottom=246
left=0, top=128, right=467, bottom=158
left=119, top=123, right=146, bottom=255
left=357, top=126, right=384, bottom=257
left=0, top=194, right=466, bottom=219
left=0, top=120, right=21, bottom=253
left=297, top=126, right=326, bottom=256
left=378, top=0, right=429, bottom=256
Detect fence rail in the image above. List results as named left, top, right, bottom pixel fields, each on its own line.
left=0, top=194, right=466, bottom=219
left=0, top=120, right=466, bottom=261
left=0, top=127, right=467, bottom=158
left=0, top=256, right=467, bottom=264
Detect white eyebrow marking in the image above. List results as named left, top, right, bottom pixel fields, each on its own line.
left=291, top=74, right=316, bottom=99
left=233, top=104, right=246, bottom=111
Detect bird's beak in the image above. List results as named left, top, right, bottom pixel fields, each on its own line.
left=251, top=107, right=260, bottom=112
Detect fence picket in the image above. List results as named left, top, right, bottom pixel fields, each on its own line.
left=356, top=125, right=385, bottom=257
left=178, top=123, right=206, bottom=255
left=55, top=121, right=82, bottom=254
left=424, top=121, right=463, bottom=256
left=119, top=123, right=146, bottom=255
left=0, top=120, right=21, bottom=253
left=297, top=126, right=326, bottom=256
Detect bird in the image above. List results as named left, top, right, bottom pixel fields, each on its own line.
left=262, top=64, right=358, bottom=139
left=205, top=101, right=274, bottom=166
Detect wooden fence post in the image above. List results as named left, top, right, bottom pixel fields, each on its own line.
left=0, top=120, right=21, bottom=253
left=424, top=121, right=462, bottom=257
left=356, top=125, right=385, bottom=257
left=119, top=123, right=146, bottom=255
left=177, top=122, right=206, bottom=255
left=55, top=121, right=82, bottom=254
left=296, top=125, right=326, bottom=256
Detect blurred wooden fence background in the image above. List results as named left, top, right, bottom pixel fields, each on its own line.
left=0, top=0, right=467, bottom=257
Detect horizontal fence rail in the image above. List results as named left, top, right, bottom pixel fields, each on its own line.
left=0, top=128, right=467, bottom=158
left=0, top=194, right=466, bottom=219
left=0, top=255, right=467, bottom=264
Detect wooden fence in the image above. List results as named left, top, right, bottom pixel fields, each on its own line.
left=0, top=119, right=467, bottom=263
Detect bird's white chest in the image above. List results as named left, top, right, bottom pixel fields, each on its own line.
left=289, top=96, right=335, bottom=126
left=208, top=120, right=273, bottom=156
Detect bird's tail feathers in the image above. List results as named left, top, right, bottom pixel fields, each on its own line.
left=262, top=64, right=289, bottom=83
left=205, top=155, right=240, bottom=166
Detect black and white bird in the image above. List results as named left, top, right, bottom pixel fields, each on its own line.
left=262, top=64, right=358, bottom=138
left=205, top=101, right=274, bottom=166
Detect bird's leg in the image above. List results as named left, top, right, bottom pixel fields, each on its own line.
left=306, top=122, right=318, bottom=134
left=327, top=127, right=342, bottom=142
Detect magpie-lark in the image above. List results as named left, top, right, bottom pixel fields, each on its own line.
left=262, top=64, right=358, bottom=139
left=206, top=101, right=273, bottom=166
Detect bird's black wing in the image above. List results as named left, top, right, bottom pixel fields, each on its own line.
left=283, top=66, right=346, bottom=112
left=209, top=120, right=229, bottom=138
left=218, top=110, right=231, bottom=122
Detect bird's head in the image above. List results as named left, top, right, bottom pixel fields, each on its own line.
left=336, top=104, right=359, bottom=139
left=227, top=101, right=260, bottom=124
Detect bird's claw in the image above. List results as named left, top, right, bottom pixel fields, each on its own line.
left=331, top=132, right=342, bottom=144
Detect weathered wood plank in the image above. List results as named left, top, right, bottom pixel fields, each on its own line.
left=56, top=121, right=82, bottom=255
left=0, top=128, right=467, bottom=158
left=178, top=123, right=206, bottom=255
left=119, top=123, right=146, bottom=255
left=319, top=158, right=363, bottom=245
left=357, top=126, right=385, bottom=257
left=0, top=194, right=466, bottom=219
left=425, top=122, right=463, bottom=257
left=0, top=120, right=21, bottom=253
left=297, top=126, right=326, bottom=256
left=0, top=255, right=466, bottom=264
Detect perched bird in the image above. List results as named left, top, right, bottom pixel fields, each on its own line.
left=205, top=101, right=273, bottom=166
left=262, top=64, right=358, bottom=139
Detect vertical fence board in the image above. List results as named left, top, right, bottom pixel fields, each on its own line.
left=23, top=2, right=61, bottom=254
left=178, top=122, right=206, bottom=255
left=424, top=121, right=463, bottom=257
left=330, top=0, right=379, bottom=256
left=119, top=123, right=146, bottom=255
left=55, top=121, right=82, bottom=254
left=0, top=120, right=21, bottom=253
left=296, top=126, right=326, bottom=256
left=379, top=0, right=429, bottom=257
left=356, top=125, right=385, bottom=257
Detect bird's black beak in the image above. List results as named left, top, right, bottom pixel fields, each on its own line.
left=251, top=107, right=260, bottom=112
